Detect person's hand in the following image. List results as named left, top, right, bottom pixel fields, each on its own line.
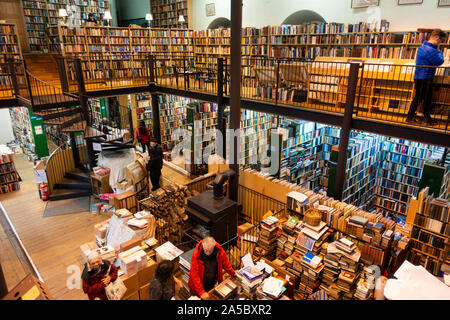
left=102, top=276, right=111, bottom=286
left=200, top=292, right=209, bottom=300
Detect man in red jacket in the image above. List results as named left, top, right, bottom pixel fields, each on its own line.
left=188, top=236, right=236, bottom=300
left=82, top=251, right=118, bottom=300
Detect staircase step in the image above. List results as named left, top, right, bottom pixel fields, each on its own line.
left=44, top=114, right=84, bottom=127
left=49, top=188, right=92, bottom=201
left=66, top=168, right=91, bottom=183
left=62, top=121, right=87, bottom=133
left=34, top=107, right=83, bottom=121
left=54, top=177, right=91, bottom=190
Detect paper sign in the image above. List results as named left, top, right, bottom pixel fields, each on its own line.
left=93, top=142, right=102, bottom=152
left=21, top=286, right=40, bottom=300
left=34, top=126, right=43, bottom=135
left=34, top=169, right=48, bottom=184
left=242, top=253, right=255, bottom=268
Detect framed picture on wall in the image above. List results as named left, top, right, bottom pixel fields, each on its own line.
left=351, top=0, right=380, bottom=8
left=438, top=0, right=450, bottom=6
left=205, top=3, right=216, bottom=17
left=398, top=0, right=423, bottom=5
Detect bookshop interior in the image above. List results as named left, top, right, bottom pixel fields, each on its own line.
left=0, top=0, right=450, bottom=302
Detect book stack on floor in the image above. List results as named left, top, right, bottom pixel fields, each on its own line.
left=381, top=229, right=394, bottom=248
left=324, top=238, right=362, bottom=299
left=178, top=248, right=195, bottom=299
left=236, top=266, right=264, bottom=297
left=346, top=215, right=369, bottom=239
left=321, top=246, right=341, bottom=287
left=297, top=252, right=325, bottom=295
left=256, top=216, right=280, bottom=261
left=354, top=265, right=376, bottom=300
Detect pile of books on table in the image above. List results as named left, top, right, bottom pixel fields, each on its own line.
left=236, top=266, right=264, bottom=296
left=336, top=270, right=358, bottom=299
left=256, top=276, right=286, bottom=300
left=178, top=248, right=195, bottom=300
left=213, top=278, right=239, bottom=300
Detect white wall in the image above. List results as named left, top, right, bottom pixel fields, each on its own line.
left=0, top=109, right=15, bottom=145
left=193, top=0, right=450, bottom=31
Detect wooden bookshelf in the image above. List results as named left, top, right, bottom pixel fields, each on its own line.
left=408, top=189, right=449, bottom=276
left=158, top=94, right=190, bottom=149
left=0, top=23, right=23, bottom=97
left=0, top=146, right=20, bottom=194
left=21, top=0, right=110, bottom=52
left=375, top=138, right=440, bottom=219
left=150, top=0, right=189, bottom=29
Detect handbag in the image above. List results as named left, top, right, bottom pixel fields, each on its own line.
left=104, top=264, right=128, bottom=300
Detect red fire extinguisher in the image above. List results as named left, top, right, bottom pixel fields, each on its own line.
left=40, top=183, right=49, bottom=201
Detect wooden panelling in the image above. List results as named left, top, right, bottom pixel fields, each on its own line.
left=0, top=0, right=29, bottom=52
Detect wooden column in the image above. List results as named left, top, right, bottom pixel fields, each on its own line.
left=333, top=62, right=360, bottom=201
left=229, top=0, right=243, bottom=202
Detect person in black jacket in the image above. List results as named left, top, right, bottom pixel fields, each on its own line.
left=148, top=138, right=163, bottom=191
left=148, top=260, right=182, bottom=300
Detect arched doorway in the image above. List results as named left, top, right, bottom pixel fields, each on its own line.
left=282, top=10, right=326, bottom=25
left=208, top=17, right=231, bottom=29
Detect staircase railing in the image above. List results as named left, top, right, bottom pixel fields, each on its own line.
left=25, top=69, right=79, bottom=108
left=44, top=136, right=87, bottom=194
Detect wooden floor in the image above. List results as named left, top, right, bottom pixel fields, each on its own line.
left=0, top=153, right=191, bottom=300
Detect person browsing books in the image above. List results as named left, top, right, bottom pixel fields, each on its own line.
left=135, top=120, right=151, bottom=154
left=406, top=29, right=447, bottom=125
left=148, top=260, right=183, bottom=300
left=188, top=236, right=236, bottom=300
left=147, top=138, right=163, bottom=191
left=81, top=250, right=117, bottom=300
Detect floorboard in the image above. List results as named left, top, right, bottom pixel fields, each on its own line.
left=0, top=153, right=191, bottom=300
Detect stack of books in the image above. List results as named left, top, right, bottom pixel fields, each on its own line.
left=381, top=229, right=393, bottom=248
left=295, top=221, right=330, bottom=256
left=179, top=248, right=195, bottom=296
left=287, top=191, right=309, bottom=215
left=336, top=270, right=358, bottom=299
left=335, top=237, right=357, bottom=255
left=257, top=216, right=280, bottom=260
left=346, top=215, right=369, bottom=239
left=213, top=278, right=238, bottom=300
left=281, top=215, right=299, bottom=236
left=257, top=276, right=286, bottom=300
left=322, top=252, right=341, bottom=285
left=236, top=266, right=264, bottom=296
left=354, top=265, right=376, bottom=300
left=298, top=252, right=324, bottom=294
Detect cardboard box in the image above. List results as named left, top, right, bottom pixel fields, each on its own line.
left=238, top=223, right=254, bottom=234
left=120, top=236, right=144, bottom=253
left=80, top=241, right=98, bottom=263
left=126, top=160, right=146, bottom=185
left=119, top=246, right=148, bottom=277
left=137, top=258, right=157, bottom=286
left=139, top=283, right=150, bottom=300
left=2, top=274, right=53, bottom=300
left=120, top=272, right=139, bottom=293
left=122, top=290, right=140, bottom=300
left=94, top=219, right=110, bottom=239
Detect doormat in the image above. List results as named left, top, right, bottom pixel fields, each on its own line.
left=43, top=196, right=91, bottom=218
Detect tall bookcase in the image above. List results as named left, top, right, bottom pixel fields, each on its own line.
left=9, top=107, right=49, bottom=160
left=408, top=188, right=449, bottom=276
left=21, top=0, right=110, bottom=52
left=0, top=23, right=23, bottom=96
left=0, top=146, right=20, bottom=195
left=158, top=94, right=190, bottom=149
left=150, top=0, right=189, bottom=29
left=375, top=138, right=440, bottom=219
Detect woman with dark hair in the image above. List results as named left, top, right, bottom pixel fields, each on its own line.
left=148, top=260, right=182, bottom=300
left=135, top=120, right=151, bottom=154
